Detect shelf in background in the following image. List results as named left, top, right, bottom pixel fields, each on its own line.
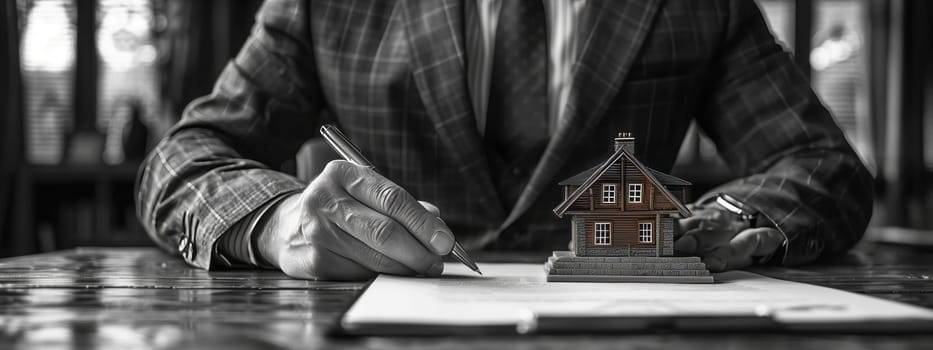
left=7, top=161, right=147, bottom=258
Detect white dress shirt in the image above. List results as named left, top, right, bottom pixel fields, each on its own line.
left=465, top=0, right=587, bottom=136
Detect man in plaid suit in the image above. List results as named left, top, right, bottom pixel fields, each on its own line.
left=137, top=0, right=873, bottom=280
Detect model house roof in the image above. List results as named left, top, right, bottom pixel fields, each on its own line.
left=649, top=169, right=692, bottom=186
left=558, top=165, right=691, bottom=187
left=552, top=147, right=692, bottom=218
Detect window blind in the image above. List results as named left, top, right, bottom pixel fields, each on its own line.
left=97, top=0, right=160, bottom=164
left=20, top=0, right=76, bottom=164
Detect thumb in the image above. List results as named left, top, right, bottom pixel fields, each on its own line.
left=716, top=227, right=784, bottom=270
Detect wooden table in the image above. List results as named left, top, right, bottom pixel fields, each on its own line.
left=1, top=242, right=932, bottom=349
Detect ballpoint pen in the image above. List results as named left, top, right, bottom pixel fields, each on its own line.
left=319, top=124, right=483, bottom=275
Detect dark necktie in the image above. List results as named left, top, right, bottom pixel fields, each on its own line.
left=485, top=0, right=549, bottom=164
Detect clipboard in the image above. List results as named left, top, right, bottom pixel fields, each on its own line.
left=335, top=309, right=933, bottom=336
left=332, top=263, right=933, bottom=337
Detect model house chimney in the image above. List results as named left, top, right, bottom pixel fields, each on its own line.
left=614, top=132, right=635, bottom=154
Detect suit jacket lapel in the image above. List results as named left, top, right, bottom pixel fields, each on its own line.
left=401, top=0, right=505, bottom=221
left=500, top=0, right=663, bottom=231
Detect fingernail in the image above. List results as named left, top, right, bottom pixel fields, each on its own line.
left=674, top=235, right=697, bottom=254
left=426, top=261, right=444, bottom=276
left=430, top=230, right=454, bottom=253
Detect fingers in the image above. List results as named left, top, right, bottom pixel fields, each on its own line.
left=278, top=212, right=443, bottom=279
left=675, top=206, right=756, bottom=255
left=676, top=208, right=726, bottom=238
left=313, top=190, right=443, bottom=275
left=701, top=228, right=784, bottom=272
left=326, top=161, right=455, bottom=255
left=277, top=240, right=374, bottom=281
left=734, top=227, right=785, bottom=257
left=290, top=161, right=450, bottom=279
left=674, top=225, right=736, bottom=255
left=674, top=204, right=785, bottom=272
left=325, top=226, right=444, bottom=277
left=673, top=234, right=699, bottom=255
left=677, top=215, right=707, bottom=234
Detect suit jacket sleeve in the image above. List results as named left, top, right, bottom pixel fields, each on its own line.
left=135, top=0, right=322, bottom=269
left=694, top=0, right=874, bottom=265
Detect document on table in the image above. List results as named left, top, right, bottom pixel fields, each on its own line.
left=341, top=263, right=933, bottom=334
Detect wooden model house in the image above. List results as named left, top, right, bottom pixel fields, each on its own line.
left=553, top=133, right=690, bottom=257
left=546, top=133, right=713, bottom=283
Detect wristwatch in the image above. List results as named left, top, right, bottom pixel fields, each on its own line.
left=712, top=193, right=759, bottom=228
left=704, top=193, right=784, bottom=264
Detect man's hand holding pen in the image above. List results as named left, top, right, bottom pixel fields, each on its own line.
left=255, top=160, right=456, bottom=280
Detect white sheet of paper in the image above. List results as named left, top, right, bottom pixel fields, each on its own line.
left=343, top=263, right=933, bottom=328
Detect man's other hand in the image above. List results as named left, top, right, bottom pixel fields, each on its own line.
left=674, top=206, right=784, bottom=272
left=256, top=160, right=455, bottom=280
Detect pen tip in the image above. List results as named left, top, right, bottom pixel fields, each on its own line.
left=476, top=269, right=483, bottom=276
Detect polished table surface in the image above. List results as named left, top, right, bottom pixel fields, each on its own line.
left=1, top=242, right=932, bottom=349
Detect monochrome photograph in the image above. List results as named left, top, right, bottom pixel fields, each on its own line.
left=1, top=0, right=931, bottom=349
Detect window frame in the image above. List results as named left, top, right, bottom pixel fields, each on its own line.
left=638, top=222, right=653, bottom=244
left=594, top=222, right=611, bottom=246
left=628, top=183, right=643, bottom=204
left=601, top=183, right=616, bottom=204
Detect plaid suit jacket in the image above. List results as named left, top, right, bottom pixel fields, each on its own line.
left=137, top=0, right=873, bottom=269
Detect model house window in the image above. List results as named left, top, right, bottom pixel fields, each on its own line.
left=602, top=184, right=616, bottom=204
left=638, top=223, right=653, bottom=243
left=594, top=222, right=611, bottom=245
left=628, top=183, right=643, bottom=203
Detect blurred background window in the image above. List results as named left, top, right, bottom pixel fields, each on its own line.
left=19, top=0, right=76, bottom=165
left=5, top=0, right=263, bottom=257
left=17, top=0, right=165, bottom=166
left=810, top=0, right=874, bottom=172
left=97, top=0, right=163, bottom=165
